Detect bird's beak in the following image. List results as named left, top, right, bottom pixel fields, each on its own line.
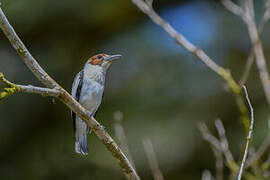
left=104, top=54, right=122, bottom=62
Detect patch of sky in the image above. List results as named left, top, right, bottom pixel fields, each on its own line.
left=144, top=1, right=219, bottom=54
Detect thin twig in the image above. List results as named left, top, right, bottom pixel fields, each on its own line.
left=198, top=122, right=222, bottom=152
left=142, top=137, right=164, bottom=180
left=215, top=119, right=235, bottom=163
left=198, top=122, right=225, bottom=180
left=0, top=6, right=139, bottom=180
left=214, top=119, right=239, bottom=178
left=237, top=85, right=255, bottom=180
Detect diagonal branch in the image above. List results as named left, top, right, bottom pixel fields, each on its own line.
left=0, top=10, right=57, bottom=89
left=0, top=6, right=139, bottom=180
left=132, top=0, right=224, bottom=75
left=131, top=0, right=250, bottom=131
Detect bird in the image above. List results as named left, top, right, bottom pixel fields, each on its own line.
left=71, top=53, right=121, bottom=155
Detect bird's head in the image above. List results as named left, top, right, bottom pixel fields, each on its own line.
left=86, top=54, right=122, bottom=70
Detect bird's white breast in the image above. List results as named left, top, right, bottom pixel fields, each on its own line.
left=80, top=78, right=104, bottom=114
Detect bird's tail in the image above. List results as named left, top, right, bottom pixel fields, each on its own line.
left=75, top=134, right=88, bottom=155
left=75, top=119, right=88, bottom=155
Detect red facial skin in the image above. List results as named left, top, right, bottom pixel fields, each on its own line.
left=88, top=54, right=109, bottom=65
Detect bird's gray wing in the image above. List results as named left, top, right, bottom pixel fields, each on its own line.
left=71, top=70, right=84, bottom=132
left=91, top=92, right=104, bottom=118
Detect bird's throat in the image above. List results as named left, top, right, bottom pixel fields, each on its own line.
left=84, top=66, right=106, bottom=85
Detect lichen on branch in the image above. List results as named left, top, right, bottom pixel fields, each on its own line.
left=0, top=72, right=21, bottom=100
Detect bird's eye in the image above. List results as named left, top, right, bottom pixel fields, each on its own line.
left=97, top=56, right=103, bottom=60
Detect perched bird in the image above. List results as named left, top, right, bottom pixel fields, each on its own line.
left=71, top=53, right=121, bottom=155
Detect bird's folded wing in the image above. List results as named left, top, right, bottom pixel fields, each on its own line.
left=71, top=70, right=84, bottom=132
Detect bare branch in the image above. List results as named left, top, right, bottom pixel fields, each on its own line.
left=0, top=6, right=139, bottom=180
left=17, top=84, right=60, bottom=97
left=0, top=72, right=60, bottom=98
left=215, top=119, right=235, bottom=163
left=199, top=122, right=258, bottom=180
left=214, top=119, right=239, bottom=178
left=239, top=0, right=270, bottom=85
left=222, top=0, right=270, bottom=104
left=198, top=122, right=222, bottom=152
left=244, top=0, right=255, bottom=20
left=221, top=0, right=247, bottom=22
left=131, top=0, right=223, bottom=75
left=198, top=122, right=224, bottom=180
left=142, top=137, right=164, bottom=180
left=240, top=2, right=270, bottom=168
left=131, top=0, right=250, bottom=131
left=237, top=85, right=255, bottom=180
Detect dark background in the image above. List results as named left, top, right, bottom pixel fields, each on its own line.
left=0, top=0, right=270, bottom=179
